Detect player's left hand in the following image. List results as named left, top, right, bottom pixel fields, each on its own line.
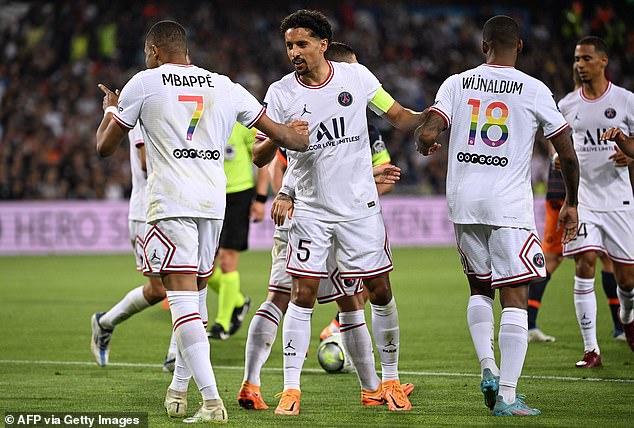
left=250, top=200, right=266, bottom=222
left=271, top=193, right=294, bottom=226
left=373, top=164, right=401, bottom=184
left=608, top=146, right=633, bottom=167
left=98, top=84, right=120, bottom=111
left=557, top=203, right=579, bottom=245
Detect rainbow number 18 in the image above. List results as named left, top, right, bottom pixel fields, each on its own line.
left=467, top=98, right=509, bottom=147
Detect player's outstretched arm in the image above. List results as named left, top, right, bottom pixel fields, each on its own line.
left=382, top=102, right=427, bottom=132
left=414, top=110, right=445, bottom=156
left=95, top=84, right=128, bottom=157
left=602, top=127, right=634, bottom=158
left=254, top=115, right=309, bottom=153
left=550, top=128, right=580, bottom=244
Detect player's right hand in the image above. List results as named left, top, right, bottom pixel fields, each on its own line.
left=271, top=193, right=294, bottom=227
left=287, top=119, right=309, bottom=136
left=415, top=140, right=441, bottom=156
left=97, top=83, right=120, bottom=111
left=557, top=203, right=578, bottom=245
left=601, top=127, right=626, bottom=144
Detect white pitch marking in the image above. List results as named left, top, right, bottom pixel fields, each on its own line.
left=0, top=359, right=632, bottom=383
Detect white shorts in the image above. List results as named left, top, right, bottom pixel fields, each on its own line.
left=129, top=219, right=146, bottom=272
left=286, top=213, right=393, bottom=279
left=142, top=218, right=222, bottom=278
left=563, top=208, right=634, bottom=264
left=454, top=224, right=546, bottom=288
left=269, top=228, right=364, bottom=303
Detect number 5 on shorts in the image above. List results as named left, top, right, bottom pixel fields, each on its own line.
left=297, top=239, right=311, bottom=262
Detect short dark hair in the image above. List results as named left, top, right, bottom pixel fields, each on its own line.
left=146, top=20, right=187, bottom=54
left=280, top=9, right=332, bottom=44
left=482, top=15, right=520, bottom=49
left=325, top=42, right=355, bottom=62
left=577, top=36, right=608, bottom=56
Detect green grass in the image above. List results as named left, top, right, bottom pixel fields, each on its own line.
left=0, top=248, right=632, bottom=427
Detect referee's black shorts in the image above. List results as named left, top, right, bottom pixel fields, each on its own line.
left=218, top=188, right=254, bottom=251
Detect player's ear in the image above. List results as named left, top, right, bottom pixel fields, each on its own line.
left=517, top=39, right=523, bottom=54
left=481, top=40, right=489, bottom=55
left=320, top=39, right=328, bottom=55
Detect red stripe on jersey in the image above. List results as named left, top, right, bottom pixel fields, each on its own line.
left=581, top=81, right=612, bottom=103
left=429, top=107, right=450, bottom=128
left=295, top=61, right=334, bottom=89
left=112, top=114, right=134, bottom=129
left=545, top=123, right=569, bottom=140
left=246, top=106, right=266, bottom=129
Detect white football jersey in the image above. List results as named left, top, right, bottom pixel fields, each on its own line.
left=114, top=63, right=265, bottom=222
left=263, top=61, right=381, bottom=221
left=431, top=64, right=569, bottom=228
left=128, top=123, right=146, bottom=222
left=558, top=82, right=634, bottom=211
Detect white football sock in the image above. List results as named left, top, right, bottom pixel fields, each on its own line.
left=498, top=307, right=528, bottom=405
left=169, top=288, right=209, bottom=391
left=617, top=286, right=634, bottom=324
left=282, top=302, right=312, bottom=391
left=339, top=310, right=380, bottom=391
left=467, top=295, right=499, bottom=376
left=100, top=285, right=150, bottom=329
left=370, top=297, right=400, bottom=382
left=574, top=276, right=599, bottom=353
left=167, top=290, right=218, bottom=400
left=243, top=301, right=283, bottom=386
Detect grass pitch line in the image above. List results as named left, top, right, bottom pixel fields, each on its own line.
left=1, top=359, right=633, bottom=384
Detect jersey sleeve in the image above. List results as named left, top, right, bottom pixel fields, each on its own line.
left=355, top=63, right=382, bottom=105
left=114, top=73, right=145, bottom=130
left=535, top=83, right=569, bottom=139
left=625, top=91, right=634, bottom=135
left=429, top=75, right=456, bottom=128
left=231, top=82, right=266, bottom=129
left=128, top=123, right=145, bottom=147
left=256, top=84, right=285, bottom=140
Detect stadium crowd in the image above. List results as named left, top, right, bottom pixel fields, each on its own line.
left=1, top=0, right=632, bottom=199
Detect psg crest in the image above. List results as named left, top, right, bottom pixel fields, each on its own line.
left=338, top=91, right=353, bottom=106
left=604, top=107, right=616, bottom=119
left=533, top=253, right=545, bottom=268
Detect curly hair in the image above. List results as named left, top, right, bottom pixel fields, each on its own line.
left=280, top=9, right=332, bottom=43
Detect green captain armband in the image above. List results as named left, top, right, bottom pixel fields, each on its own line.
left=369, top=87, right=396, bottom=115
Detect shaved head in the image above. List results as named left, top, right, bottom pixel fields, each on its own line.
left=146, top=20, right=187, bottom=55
left=483, top=15, right=520, bottom=49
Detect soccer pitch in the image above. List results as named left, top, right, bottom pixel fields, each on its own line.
left=1, top=248, right=632, bottom=427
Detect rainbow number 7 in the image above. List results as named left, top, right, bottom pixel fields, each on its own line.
left=178, top=95, right=204, bottom=141
left=467, top=98, right=509, bottom=147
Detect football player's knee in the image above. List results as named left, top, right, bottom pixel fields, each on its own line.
left=614, top=267, right=634, bottom=291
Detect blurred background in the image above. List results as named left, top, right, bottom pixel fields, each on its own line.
left=1, top=0, right=633, bottom=200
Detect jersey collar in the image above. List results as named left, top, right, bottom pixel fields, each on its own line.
left=580, top=81, right=611, bottom=103
left=295, top=61, right=334, bottom=89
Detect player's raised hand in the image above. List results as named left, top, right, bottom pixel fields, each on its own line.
left=97, top=84, right=119, bottom=112
left=373, top=164, right=401, bottom=184
left=557, top=203, right=579, bottom=245
left=287, top=119, right=309, bottom=135
left=601, top=127, right=626, bottom=144
left=271, top=193, right=294, bottom=227
left=608, top=146, right=633, bottom=167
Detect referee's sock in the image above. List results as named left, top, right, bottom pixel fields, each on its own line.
left=216, top=271, right=240, bottom=331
